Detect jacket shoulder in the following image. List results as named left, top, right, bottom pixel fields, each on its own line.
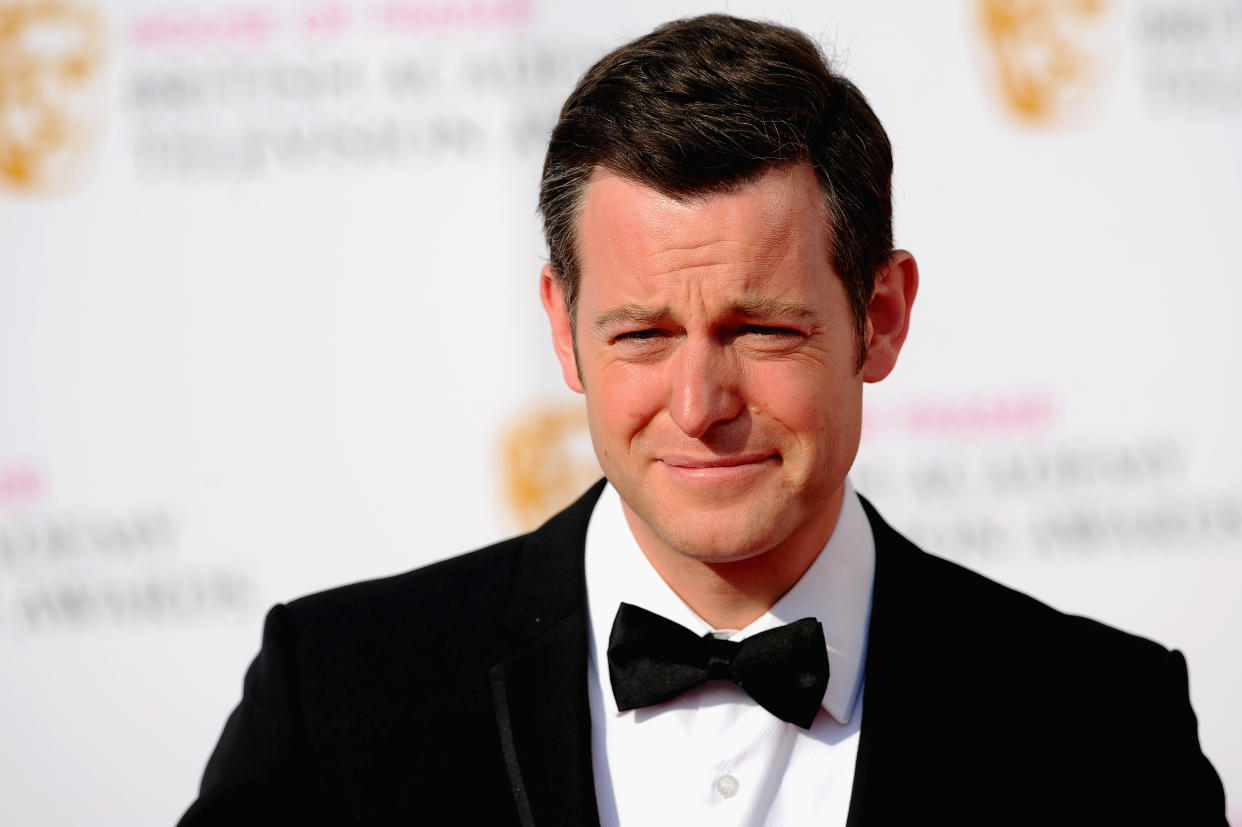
left=863, top=495, right=1171, bottom=671
left=859, top=498, right=1226, bottom=824
left=281, top=477, right=603, bottom=636
left=285, top=533, right=529, bottom=642
left=180, top=483, right=606, bottom=826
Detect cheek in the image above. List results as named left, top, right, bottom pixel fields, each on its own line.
left=747, top=363, right=826, bottom=419
left=751, top=364, right=861, bottom=447
left=585, top=364, right=664, bottom=438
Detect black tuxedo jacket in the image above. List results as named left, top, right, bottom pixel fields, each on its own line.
left=179, top=481, right=1225, bottom=825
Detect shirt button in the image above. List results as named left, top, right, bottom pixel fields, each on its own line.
left=714, top=774, right=740, bottom=798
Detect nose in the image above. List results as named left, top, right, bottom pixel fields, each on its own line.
left=668, top=337, right=744, bottom=439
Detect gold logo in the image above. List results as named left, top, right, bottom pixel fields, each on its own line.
left=499, top=400, right=602, bottom=531
left=0, top=1, right=106, bottom=195
left=976, top=0, right=1116, bottom=126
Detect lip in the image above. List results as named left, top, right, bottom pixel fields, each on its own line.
left=662, top=454, right=774, bottom=468
left=659, top=454, right=777, bottom=482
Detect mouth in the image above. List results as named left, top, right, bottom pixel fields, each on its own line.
left=659, top=454, right=778, bottom=482
left=662, top=454, right=774, bottom=468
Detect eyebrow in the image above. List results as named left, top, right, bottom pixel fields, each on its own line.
left=592, top=304, right=671, bottom=332
left=591, top=295, right=819, bottom=333
left=730, top=296, right=819, bottom=323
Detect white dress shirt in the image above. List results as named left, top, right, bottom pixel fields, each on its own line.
left=584, top=480, right=876, bottom=827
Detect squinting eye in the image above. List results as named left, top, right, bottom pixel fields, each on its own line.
left=736, top=325, right=805, bottom=353
left=615, top=329, right=666, bottom=342
left=743, top=325, right=799, bottom=337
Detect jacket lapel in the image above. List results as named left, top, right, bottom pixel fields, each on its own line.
left=849, top=496, right=929, bottom=824
left=844, top=496, right=988, bottom=824
left=490, top=481, right=606, bottom=827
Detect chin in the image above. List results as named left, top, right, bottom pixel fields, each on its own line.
left=657, top=515, right=794, bottom=565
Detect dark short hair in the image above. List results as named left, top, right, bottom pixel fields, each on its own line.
left=538, top=13, right=894, bottom=367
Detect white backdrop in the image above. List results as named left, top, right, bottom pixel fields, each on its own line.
left=1, top=1, right=1239, bottom=824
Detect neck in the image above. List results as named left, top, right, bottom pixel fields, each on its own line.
left=622, top=489, right=844, bottom=630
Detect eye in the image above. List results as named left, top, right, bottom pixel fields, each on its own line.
left=614, top=328, right=667, bottom=342
left=741, top=324, right=800, bottom=338
left=609, top=327, right=675, bottom=359
left=736, top=324, right=806, bottom=353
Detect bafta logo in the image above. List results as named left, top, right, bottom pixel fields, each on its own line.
left=977, top=0, right=1117, bottom=126
left=500, top=401, right=601, bottom=531
left=0, top=0, right=107, bottom=195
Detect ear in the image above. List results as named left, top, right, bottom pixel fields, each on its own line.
left=540, top=264, right=584, bottom=393
left=861, top=250, right=918, bottom=383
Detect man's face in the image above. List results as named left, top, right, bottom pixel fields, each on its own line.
left=543, top=163, right=882, bottom=568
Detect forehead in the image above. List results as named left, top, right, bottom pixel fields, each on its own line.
left=575, top=163, right=833, bottom=300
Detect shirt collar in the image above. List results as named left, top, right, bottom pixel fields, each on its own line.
left=584, top=480, right=875, bottom=725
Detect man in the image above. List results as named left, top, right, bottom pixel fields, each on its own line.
left=179, top=15, right=1225, bottom=826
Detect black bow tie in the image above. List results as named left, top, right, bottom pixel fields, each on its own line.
left=606, top=602, right=830, bottom=729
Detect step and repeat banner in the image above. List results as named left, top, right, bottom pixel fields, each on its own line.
left=1, top=0, right=1239, bottom=823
